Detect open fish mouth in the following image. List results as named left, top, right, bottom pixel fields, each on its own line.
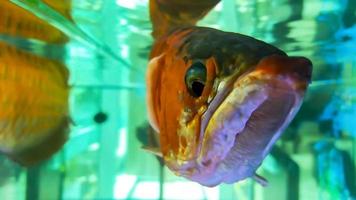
left=173, top=55, right=312, bottom=186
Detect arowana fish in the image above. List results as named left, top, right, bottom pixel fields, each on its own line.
left=146, top=0, right=312, bottom=186
left=0, top=1, right=71, bottom=165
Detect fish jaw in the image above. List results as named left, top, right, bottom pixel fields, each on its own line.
left=166, top=55, right=312, bottom=186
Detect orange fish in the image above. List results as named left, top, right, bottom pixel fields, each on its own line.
left=0, top=1, right=71, bottom=165
left=146, top=0, right=312, bottom=186
left=0, top=42, right=69, bottom=165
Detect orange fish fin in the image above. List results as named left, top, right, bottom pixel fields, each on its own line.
left=149, top=0, right=220, bottom=39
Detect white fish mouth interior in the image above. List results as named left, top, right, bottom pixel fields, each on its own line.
left=188, top=72, right=304, bottom=186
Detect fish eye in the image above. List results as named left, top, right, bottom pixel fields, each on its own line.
left=185, top=62, right=207, bottom=97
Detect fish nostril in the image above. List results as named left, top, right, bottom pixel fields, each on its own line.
left=223, top=134, right=228, bottom=141
left=202, top=159, right=212, bottom=167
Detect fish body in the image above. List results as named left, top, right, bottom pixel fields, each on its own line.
left=0, top=42, right=69, bottom=165
left=0, top=1, right=71, bottom=165
left=146, top=0, right=312, bottom=186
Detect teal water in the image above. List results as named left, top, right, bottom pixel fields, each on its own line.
left=0, top=0, right=355, bottom=199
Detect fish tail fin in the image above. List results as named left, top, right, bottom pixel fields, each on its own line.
left=149, top=0, right=220, bottom=39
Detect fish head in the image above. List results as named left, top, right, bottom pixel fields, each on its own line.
left=146, top=27, right=312, bottom=186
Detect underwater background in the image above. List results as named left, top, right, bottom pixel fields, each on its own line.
left=0, top=0, right=355, bottom=199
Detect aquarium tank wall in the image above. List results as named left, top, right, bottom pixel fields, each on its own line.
left=0, top=0, right=355, bottom=200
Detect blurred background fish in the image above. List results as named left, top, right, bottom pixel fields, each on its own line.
left=0, top=0, right=70, bottom=166
left=0, top=0, right=71, bottom=43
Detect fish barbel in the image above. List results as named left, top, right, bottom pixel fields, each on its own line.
left=146, top=0, right=312, bottom=186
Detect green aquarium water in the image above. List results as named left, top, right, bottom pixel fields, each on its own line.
left=0, top=0, right=355, bottom=199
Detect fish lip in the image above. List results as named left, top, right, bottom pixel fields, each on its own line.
left=186, top=55, right=311, bottom=186
left=197, top=71, right=269, bottom=165
left=198, top=79, right=233, bottom=148
left=165, top=68, right=252, bottom=177
left=197, top=67, right=255, bottom=157
left=198, top=54, right=312, bottom=157
left=200, top=65, right=253, bottom=135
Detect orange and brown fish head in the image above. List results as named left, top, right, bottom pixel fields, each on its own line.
left=146, top=27, right=312, bottom=186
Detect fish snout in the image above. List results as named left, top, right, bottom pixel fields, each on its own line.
left=184, top=55, right=313, bottom=186
left=256, top=55, right=313, bottom=85
left=289, top=56, right=313, bottom=82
